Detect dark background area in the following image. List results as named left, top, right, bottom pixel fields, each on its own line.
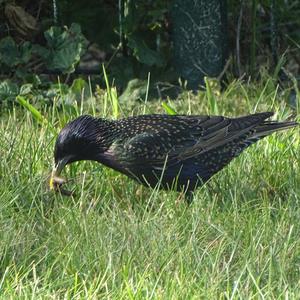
left=0, top=0, right=299, bottom=103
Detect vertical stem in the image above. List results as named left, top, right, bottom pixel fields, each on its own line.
left=52, top=0, right=57, bottom=24
left=119, top=0, right=127, bottom=56
left=236, top=0, right=245, bottom=77
left=270, top=0, right=278, bottom=65
left=250, top=0, right=257, bottom=76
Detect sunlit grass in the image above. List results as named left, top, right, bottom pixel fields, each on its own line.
left=0, top=77, right=299, bottom=298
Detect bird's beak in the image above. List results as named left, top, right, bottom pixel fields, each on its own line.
left=49, top=158, right=68, bottom=190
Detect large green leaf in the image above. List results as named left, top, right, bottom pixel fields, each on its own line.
left=0, top=37, right=31, bottom=67
left=0, top=80, right=19, bottom=102
left=127, top=34, right=165, bottom=67
left=34, top=23, right=88, bottom=74
left=119, top=78, right=148, bottom=103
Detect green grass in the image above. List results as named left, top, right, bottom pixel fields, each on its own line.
left=0, top=78, right=299, bottom=298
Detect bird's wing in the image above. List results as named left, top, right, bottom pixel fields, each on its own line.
left=110, top=113, right=271, bottom=168
left=110, top=113, right=274, bottom=169
left=180, top=112, right=275, bottom=158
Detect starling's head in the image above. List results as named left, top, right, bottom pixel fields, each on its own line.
left=51, top=115, right=113, bottom=186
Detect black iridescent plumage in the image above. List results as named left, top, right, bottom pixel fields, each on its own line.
left=53, top=112, right=297, bottom=196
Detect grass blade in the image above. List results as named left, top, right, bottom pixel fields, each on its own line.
left=162, top=101, right=177, bottom=115
left=102, top=64, right=119, bottom=119
left=16, top=96, right=56, bottom=135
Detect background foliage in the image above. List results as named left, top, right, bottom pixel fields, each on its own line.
left=0, top=0, right=299, bottom=105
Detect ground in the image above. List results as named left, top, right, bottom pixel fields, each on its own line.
left=0, top=77, right=299, bottom=298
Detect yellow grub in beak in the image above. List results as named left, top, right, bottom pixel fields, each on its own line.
left=49, top=174, right=55, bottom=190
left=49, top=170, right=73, bottom=196
left=49, top=170, right=66, bottom=190
left=49, top=158, right=73, bottom=195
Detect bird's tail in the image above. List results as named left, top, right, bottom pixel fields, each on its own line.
left=253, top=119, right=298, bottom=138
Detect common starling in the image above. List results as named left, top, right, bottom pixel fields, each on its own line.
left=50, top=112, right=297, bottom=199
